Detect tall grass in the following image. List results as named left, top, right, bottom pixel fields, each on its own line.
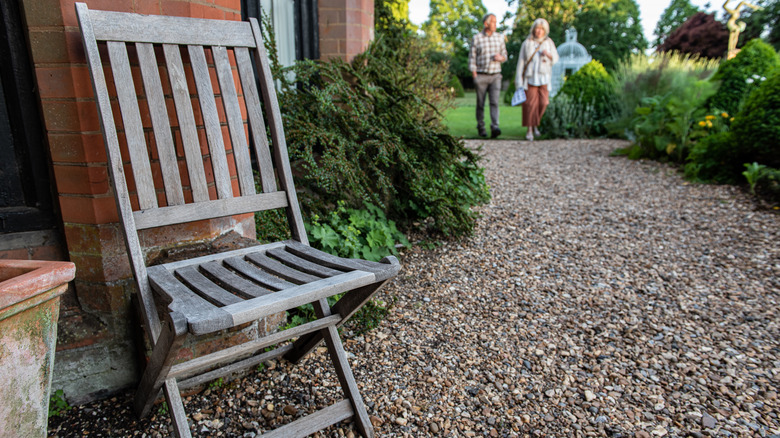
left=610, top=52, right=720, bottom=137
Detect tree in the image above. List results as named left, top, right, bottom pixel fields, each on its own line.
left=658, top=12, right=728, bottom=58
left=653, top=0, right=700, bottom=48
left=375, top=0, right=414, bottom=38
left=505, top=0, right=602, bottom=79
left=573, top=0, right=647, bottom=71
left=423, top=0, right=487, bottom=81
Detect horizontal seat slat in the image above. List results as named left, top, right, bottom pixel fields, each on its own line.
left=284, top=240, right=401, bottom=281
left=175, top=266, right=243, bottom=307
left=215, top=270, right=376, bottom=331
left=267, top=247, right=345, bottom=278
left=245, top=252, right=321, bottom=284
left=133, top=191, right=288, bottom=230
left=200, top=261, right=272, bottom=298
left=147, top=266, right=232, bottom=332
left=88, top=9, right=256, bottom=46
left=224, top=256, right=295, bottom=291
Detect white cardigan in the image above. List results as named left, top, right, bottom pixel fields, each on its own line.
left=515, top=37, right=559, bottom=90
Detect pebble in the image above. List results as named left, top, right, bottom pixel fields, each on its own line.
left=702, top=413, right=717, bottom=429
left=47, top=140, right=780, bottom=438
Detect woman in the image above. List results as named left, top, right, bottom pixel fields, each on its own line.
left=515, top=18, right=559, bottom=141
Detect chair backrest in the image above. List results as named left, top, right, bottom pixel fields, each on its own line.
left=76, top=3, right=308, bottom=340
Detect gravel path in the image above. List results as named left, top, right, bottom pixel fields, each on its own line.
left=49, top=139, right=780, bottom=437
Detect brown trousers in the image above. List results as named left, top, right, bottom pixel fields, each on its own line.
left=521, top=84, right=549, bottom=127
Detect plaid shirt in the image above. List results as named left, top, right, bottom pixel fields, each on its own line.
left=468, top=30, right=507, bottom=74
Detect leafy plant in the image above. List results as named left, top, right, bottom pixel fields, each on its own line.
left=628, top=75, right=718, bottom=162
left=157, top=402, right=169, bottom=415
left=347, top=297, right=395, bottom=335
left=306, top=201, right=410, bottom=262
left=48, top=389, right=70, bottom=418
left=743, top=162, right=767, bottom=194
left=209, top=377, right=224, bottom=389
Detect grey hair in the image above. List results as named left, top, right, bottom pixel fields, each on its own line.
left=482, top=13, right=496, bottom=24
left=528, top=18, right=550, bottom=39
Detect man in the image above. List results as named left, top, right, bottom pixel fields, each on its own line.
left=468, top=13, right=508, bottom=138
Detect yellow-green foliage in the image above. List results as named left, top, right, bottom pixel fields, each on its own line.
left=610, top=51, right=719, bottom=136
left=556, top=60, right=616, bottom=136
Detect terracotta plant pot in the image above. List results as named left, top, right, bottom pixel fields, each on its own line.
left=0, top=260, right=75, bottom=437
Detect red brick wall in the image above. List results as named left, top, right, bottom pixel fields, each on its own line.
left=19, top=0, right=256, bottom=402
left=14, top=0, right=374, bottom=403
left=319, top=0, right=374, bottom=61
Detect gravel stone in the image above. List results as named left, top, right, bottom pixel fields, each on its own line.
left=47, top=140, right=780, bottom=437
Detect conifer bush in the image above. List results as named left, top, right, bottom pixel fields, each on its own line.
left=706, top=39, right=780, bottom=115
left=730, top=68, right=780, bottom=169
left=271, top=35, right=490, bottom=238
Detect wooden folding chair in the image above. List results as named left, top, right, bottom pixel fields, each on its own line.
left=75, top=4, right=400, bottom=437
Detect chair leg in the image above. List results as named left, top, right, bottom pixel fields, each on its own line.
left=163, top=378, right=193, bottom=438
left=134, top=312, right=188, bottom=419
left=285, top=280, right=390, bottom=364
left=313, top=299, right=375, bottom=438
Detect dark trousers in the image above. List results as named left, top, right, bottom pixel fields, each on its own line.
left=475, top=73, right=502, bottom=133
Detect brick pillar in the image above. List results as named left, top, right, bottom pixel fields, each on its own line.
left=20, top=0, right=254, bottom=403
left=319, top=0, right=374, bottom=61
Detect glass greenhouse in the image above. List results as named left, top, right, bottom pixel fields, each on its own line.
left=551, top=28, right=592, bottom=96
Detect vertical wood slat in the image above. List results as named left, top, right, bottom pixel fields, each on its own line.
left=235, top=47, right=276, bottom=193
left=248, top=18, right=308, bottom=244
left=162, top=45, right=209, bottom=203
left=107, top=41, right=158, bottom=210
left=136, top=42, right=185, bottom=206
left=188, top=45, right=232, bottom=199
left=212, top=46, right=254, bottom=196
left=76, top=3, right=162, bottom=341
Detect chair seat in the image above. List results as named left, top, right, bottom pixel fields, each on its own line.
left=147, top=240, right=400, bottom=335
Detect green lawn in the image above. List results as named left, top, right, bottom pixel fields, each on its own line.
left=445, top=90, right=528, bottom=140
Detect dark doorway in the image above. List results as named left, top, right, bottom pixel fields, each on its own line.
left=241, top=0, right=319, bottom=61
left=0, top=0, right=59, bottom=235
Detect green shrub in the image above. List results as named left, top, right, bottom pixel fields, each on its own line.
left=610, top=51, right=719, bottom=137
left=684, top=131, right=738, bottom=183
left=706, top=39, right=780, bottom=115
left=753, top=166, right=780, bottom=204
left=448, top=74, right=465, bottom=98
left=306, top=201, right=410, bottom=262
left=730, top=68, right=780, bottom=169
left=271, top=34, right=489, bottom=238
left=539, top=93, right=596, bottom=139
left=503, top=79, right=516, bottom=106
left=555, top=60, right=618, bottom=136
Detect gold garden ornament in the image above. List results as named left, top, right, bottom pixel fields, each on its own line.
left=723, top=0, right=763, bottom=59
